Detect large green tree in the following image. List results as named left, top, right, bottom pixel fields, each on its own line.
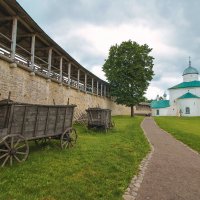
left=103, top=40, right=154, bottom=117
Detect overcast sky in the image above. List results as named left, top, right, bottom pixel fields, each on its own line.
left=17, top=0, right=200, bottom=99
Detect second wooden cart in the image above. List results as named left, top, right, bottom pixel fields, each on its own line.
left=86, top=108, right=114, bottom=132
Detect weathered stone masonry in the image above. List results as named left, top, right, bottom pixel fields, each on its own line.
left=0, top=58, right=130, bottom=115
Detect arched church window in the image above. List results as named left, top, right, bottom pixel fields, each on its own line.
left=185, top=107, right=190, bottom=114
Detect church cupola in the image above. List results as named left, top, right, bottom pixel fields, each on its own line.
left=163, top=92, right=167, bottom=100
left=183, top=57, right=199, bottom=82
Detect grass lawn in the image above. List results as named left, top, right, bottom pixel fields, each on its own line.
left=0, top=116, right=150, bottom=200
left=155, top=117, right=200, bottom=153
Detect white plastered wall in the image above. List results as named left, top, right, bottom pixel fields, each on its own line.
left=152, top=107, right=169, bottom=116
left=169, top=87, right=200, bottom=105
left=177, top=98, right=200, bottom=116
left=183, top=74, right=198, bottom=82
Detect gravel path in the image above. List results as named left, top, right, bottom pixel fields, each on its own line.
left=135, top=117, right=200, bottom=200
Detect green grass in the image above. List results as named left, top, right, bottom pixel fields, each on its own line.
left=155, top=117, right=200, bottom=153
left=0, top=116, right=150, bottom=200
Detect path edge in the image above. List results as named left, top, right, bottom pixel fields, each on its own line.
left=153, top=118, right=199, bottom=156
left=123, top=117, right=154, bottom=200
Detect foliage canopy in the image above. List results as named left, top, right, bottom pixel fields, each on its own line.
left=103, top=40, right=154, bottom=114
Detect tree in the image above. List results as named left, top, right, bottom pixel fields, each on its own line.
left=103, top=40, right=154, bottom=117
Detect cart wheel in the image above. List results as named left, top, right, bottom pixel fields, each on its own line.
left=60, top=128, right=77, bottom=149
left=0, top=134, right=29, bottom=167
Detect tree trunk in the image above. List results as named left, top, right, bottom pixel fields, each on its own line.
left=131, top=105, right=134, bottom=117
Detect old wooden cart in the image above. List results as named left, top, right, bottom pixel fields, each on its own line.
left=86, top=108, right=114, bottom=132
left=0, top=100, right=77, bottom=167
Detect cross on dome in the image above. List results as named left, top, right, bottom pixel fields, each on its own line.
left=189, top=56, right=191, bottom=67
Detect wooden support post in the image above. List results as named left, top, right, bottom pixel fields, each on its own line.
left=68, top=62, right=71, bottom=86
left=30, top=34, right=36, bottom=71
left=104, top=85, right=106, bottom=97
left=11, top=17, right=18, bottom=60
left=48, top=48, right=52, bottom=78
left=77, top=69, right=80, bottom=89
left=101, top=84, right=103, bottom=96
left=59, top=57, right=63, bottom=83
left=91, top=78, right=94, bottom=94
left=97, top=81, right=99, bottom=95
left=85, top=73, right=87, bottom=92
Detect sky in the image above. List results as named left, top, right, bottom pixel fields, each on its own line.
left=17, top=0, right=200, bottom=100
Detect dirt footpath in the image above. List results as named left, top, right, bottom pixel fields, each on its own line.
left=136, top=117, right=200, bottom=200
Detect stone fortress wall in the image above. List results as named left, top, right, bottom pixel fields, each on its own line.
left=0, top=1, right=132, bottom=117
left=0, top=58, right=130, bottom=116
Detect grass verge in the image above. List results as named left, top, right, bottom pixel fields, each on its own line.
left=0, top=116, right=150, bottom=200
left=155, top=116, right=200, bottom=153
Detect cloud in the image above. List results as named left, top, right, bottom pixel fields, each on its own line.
left=46, top=19, right=177, bottom=64
left=17, top=0, right=200, bottom=99
left=145, top=85, right=164, bottom=100
left=91, top=65, right=106, bottom=81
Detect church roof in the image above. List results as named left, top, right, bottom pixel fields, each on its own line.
left=178, top=92, right=200, bottom=99
left=151, top=100, right=170, bottom=109
left=183, top=58, right=199, bottom=75
left=169, top=80, right=200, bottom=89
left=183, top=66, right=199, bottom=75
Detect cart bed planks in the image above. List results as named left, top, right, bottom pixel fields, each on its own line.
left=0, top=100, right=77, bottom=167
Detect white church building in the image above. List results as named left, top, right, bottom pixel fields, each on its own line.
left=151, top=60, right=200, bottom=116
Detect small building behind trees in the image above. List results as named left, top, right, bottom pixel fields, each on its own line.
left=135, top=102, right=151, bottom=116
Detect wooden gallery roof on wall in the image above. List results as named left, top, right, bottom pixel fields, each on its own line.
left=0, top=0, right=109, bottom=96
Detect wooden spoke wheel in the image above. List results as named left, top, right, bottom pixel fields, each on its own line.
left=0, top=134, right=29, bottom=167
left=60, top=128, right=77, bottom=149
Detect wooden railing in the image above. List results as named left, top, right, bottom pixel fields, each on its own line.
left=0, top=31, right=109, bottom=97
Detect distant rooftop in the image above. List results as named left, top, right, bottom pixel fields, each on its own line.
left=178, top=92, right=200, bottom=99
left=169, top=81, right=200, bottom=89
left=150, top=100, right=170, bottom=109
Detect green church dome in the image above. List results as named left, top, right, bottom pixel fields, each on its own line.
left=183, top=66, right=199, bottom=75
left=183, top=58, right=199, bottom=76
